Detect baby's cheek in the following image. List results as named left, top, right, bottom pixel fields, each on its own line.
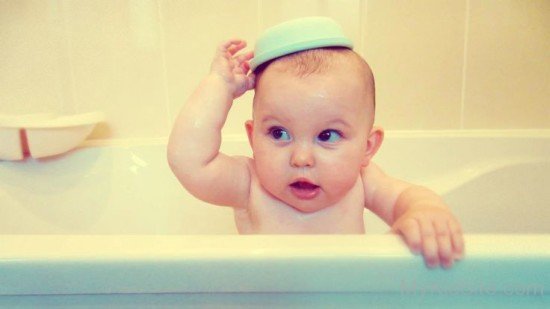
left=322, top=163, right=358, bottom=193
left=254, top=150, right=287, bottom=181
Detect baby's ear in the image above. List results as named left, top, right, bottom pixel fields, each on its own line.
left=245, top=120, right=254, bottom=148
left=362, top=126, right=384, bottom=167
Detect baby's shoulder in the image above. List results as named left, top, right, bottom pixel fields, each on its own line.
left=228, top=155, right=255, bottom=176
left=360, top=161, right=384, bottom=184
left=242, top=156, right=257, bottom=177
left=360, top=162, right=389, bottom=199
left=238, top=157, right=264, bottom=197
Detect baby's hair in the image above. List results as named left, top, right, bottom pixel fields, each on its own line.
left=253, top=47, right=376, bottom=110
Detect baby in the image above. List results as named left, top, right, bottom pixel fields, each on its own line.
left=168, top=37, right=464, bottom=269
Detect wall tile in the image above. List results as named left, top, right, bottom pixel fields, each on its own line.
left=62, top=0, right=169, bottom=139
left=364, top=0, right=466, bottom=129
left=0, top=1, right=68, bottom=115
left=4, top=1, right=547, bottom=139
left=463, top=0, right=550, bottom=129
left=161, top=0, right=258, bottom=136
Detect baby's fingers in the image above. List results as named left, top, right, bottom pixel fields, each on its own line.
left=449, top=219, right=465, bottom=260
left=235, top=51, right=254, bottom=74
left=227, top=41, right=247, bottom=56
left=219, top=39, right=244, bottom=51
left=236, top=50, right=254, bottom=63
left=434, top=219, right=453, bottom=269
left=246, top=73, right=256, bottom=90
left=217, top=39, right=247, bottom=60
left=418, top=217, right=439, bottom=268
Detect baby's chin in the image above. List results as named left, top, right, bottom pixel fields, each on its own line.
left=282, top=188, right=336, bottom=214
left=288, top=200, right=329, bottom=214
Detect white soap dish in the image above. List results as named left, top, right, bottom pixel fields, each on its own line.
left=0, top=112, right=105, bottom=160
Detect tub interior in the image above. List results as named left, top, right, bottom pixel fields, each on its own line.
left=1, top=131, right=549, bottom=305
left=0, top=131, right=549, bottom=235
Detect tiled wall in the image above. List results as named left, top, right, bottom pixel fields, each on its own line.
left=1, top=0, right=548, bottom=140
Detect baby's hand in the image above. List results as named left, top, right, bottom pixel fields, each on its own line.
left=210, top=39, right=255, bottom=99
left=391, top=205, right=464, bottom=269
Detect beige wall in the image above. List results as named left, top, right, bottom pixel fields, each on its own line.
left=1, top=0, right=548, bottom=140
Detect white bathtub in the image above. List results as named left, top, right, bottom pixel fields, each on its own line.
left=1, top=130, right=549, bottom=307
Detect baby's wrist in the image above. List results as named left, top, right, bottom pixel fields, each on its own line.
left=204, top=74, right=235, bottom=101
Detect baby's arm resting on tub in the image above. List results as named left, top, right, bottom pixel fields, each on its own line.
left=167, top=39, right=255, bottom=208
left=362, top=162, right=465, bottom=269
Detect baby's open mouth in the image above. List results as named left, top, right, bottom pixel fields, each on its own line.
left=290, top=181, right=319, bottom=190
left=289, top=180, right=320, bottom=200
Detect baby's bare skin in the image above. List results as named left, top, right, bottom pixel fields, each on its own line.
left=168, top=39, right=464, bottom=269
left=235, top=166, right=366, bottom=234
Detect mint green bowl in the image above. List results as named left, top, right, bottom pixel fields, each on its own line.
left=250, top=16, right=354, bottom=72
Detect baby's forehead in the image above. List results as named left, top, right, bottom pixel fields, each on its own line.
left=263, top=48, right=367, bottom=75
left=254, top=48, right=374, bottom=93
left=252, top=47, right=375, bottom=110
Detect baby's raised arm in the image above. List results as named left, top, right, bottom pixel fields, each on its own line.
left=167, top=40, right=255, bottom=208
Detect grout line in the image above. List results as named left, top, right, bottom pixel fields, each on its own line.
left=460, top=0, right=471, bottom=130
left=155, top=0, right=173, bottom=134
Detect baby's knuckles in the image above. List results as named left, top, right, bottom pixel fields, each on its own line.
left=209, top=60, right=251, bottom=99
left=209, top=56, right=248, bottom=99
left=400, top=218, right=422, bottom=250
left=395, top=206, right=460, bottom=269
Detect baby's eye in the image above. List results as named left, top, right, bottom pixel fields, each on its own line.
left=317, top=129, right=342, bottom=143
left=269, top=127, right=291, bottom=141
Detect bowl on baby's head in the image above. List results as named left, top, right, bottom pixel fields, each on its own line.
left=250, top=17, right=354, bottom=72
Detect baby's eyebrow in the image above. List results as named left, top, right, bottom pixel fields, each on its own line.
left=261, top=115, right=283, bottom=124
left=326, top=119, right=352, bottom=128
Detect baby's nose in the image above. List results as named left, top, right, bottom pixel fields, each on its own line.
left=290, top=144, right=315, bottom=168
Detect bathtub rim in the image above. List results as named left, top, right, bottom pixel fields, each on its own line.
left=1, top=234, right=549, bottom=296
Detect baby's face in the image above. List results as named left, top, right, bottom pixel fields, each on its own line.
left=246, top=62, right=380, bottom=213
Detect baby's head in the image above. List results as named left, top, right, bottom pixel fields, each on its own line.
left=254, top=47, right=375, bottom=112
left=245, top=47, right=384, bottom=213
